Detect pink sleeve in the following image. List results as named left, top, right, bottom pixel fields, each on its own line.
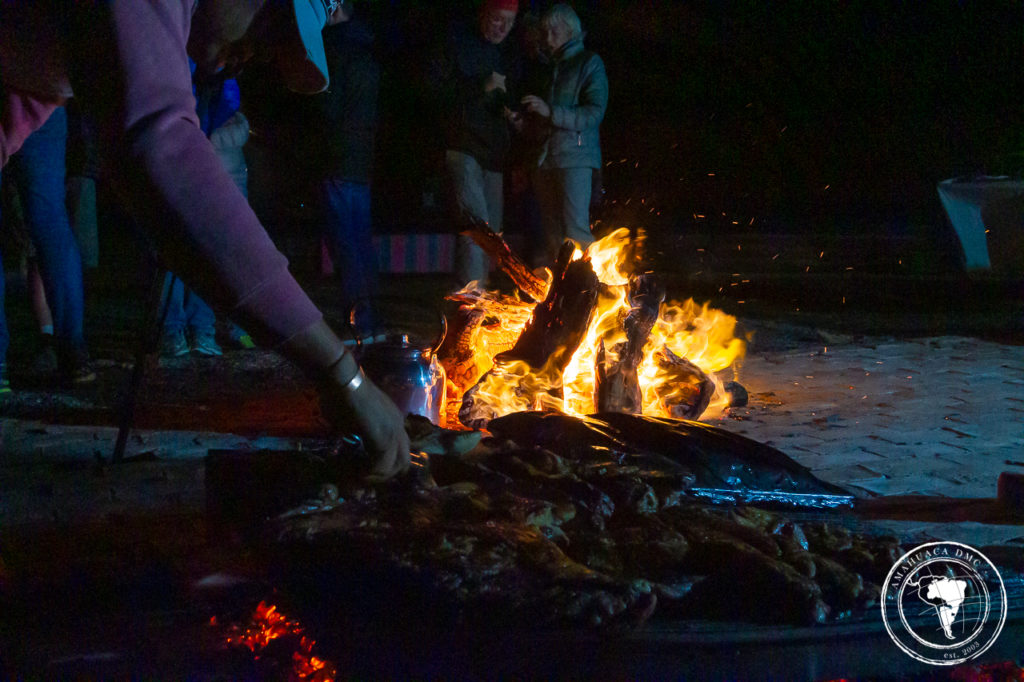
left=66, top=0, right=322, bottom=346
left=0, top=89, right=60, bottom=167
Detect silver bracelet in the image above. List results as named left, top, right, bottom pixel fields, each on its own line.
left=323, top=351, right=364, bottom=393
left=339, top=367, right=365, bottom=393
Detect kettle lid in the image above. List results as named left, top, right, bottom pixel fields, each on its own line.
left=361, top=333, right=432, bottom=361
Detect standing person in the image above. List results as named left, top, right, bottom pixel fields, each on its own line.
left=432, top=0, right=522, bottom=288
left=0, top=105, right=95, bottom=391
left=517, top=4, right=608, bottom=265
left=504, top=10, right=548, bottom=270
left=19, top=97, right=100, bottom=378
left=0, top=1, right=410, bottom=479
left=316, top=1, right=381, bottom=335
left=161, top=65, right=254, bottom=358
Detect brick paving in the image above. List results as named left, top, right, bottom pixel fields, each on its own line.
left=715, top=335, right=1024, bottom=545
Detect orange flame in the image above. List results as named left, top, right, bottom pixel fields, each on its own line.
left=443, top=228, right=746, bottom=427
left=222, top=601, right=337, bottom=682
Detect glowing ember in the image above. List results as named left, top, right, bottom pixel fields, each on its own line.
left=220, top=601, right=337, bottom=682
left=440, top=228, right=746, bottom=429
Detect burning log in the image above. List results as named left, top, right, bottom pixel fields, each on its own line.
left=436, top=305, right=488, bottom=426
left=497, top=241, right=598, bottom=369
left=436, top=292, right=535, bottom=428
left=460, top=242, right=599, bottom=429
left=438, top=227, right=746, bottom=427
left=595, top=273, right=665, bottom=414
left=649, top=347, right=716, bottom=420
left=461, top=215, right=550, bottom=302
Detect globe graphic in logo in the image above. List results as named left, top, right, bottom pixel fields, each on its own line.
left=882, top=542, right=1007, bottom=666
left=898, top=559, right=988, bottom=647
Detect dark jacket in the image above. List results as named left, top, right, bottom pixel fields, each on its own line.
left=65, top=99, right=99, bottom=180
left=432, top=20, right=522, bottom=172
left=537, top=37, right=607, bottom=170
left=317, top=17, right=380, bottom=184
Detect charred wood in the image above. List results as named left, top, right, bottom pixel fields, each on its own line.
left=461, top=215, right=550, bottom=302
left=436, top=293, right=534, bottom=428
left=459, top=245, right=599, bottom=429
left=651, top=346, right=715, bottom=420
left=595, top=273, right=665, bottom=414
left=496, top=241, right=598, bottom=370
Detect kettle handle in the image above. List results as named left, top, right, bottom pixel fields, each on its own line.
left=347, top=296, right=447, bottom=352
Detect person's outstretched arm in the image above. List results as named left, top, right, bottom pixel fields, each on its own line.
left=59, top=0, right=409, bottom=477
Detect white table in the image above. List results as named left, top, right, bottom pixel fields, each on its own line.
left=937, top=176, right=1024, bottom=271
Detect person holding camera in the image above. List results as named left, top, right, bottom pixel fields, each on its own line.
left=513, top=4, right=609, bottom=267
left=430, top=0, right=523, bottom=288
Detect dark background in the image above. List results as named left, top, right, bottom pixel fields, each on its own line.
left=241, top=0, right=1023, bottom=249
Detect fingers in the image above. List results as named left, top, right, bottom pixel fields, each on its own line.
left=520, top=95, right=549, bottom=117
left=365, top=428, right=410, bottom=481
left=319, top=376, right=411, bottom=482
left=357, top=384, right=411, bottom=480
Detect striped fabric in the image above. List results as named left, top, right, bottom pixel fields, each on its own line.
left=321, top=233, right=456, bottom=275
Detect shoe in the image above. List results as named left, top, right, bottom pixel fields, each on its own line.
left=161, top=328, right=190, bottom=358
left=57, top=347, right=97, bottom=386
left=0, top=365, right=10, bottom=395
left=191, top=329, right=223, bottom=357
left=234, top=334, right=257, bottom=350
left=61, top=361, right=97, bottom=386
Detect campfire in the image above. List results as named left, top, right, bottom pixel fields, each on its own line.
left=438, top=226, right=747, bottom=430
left=201, top=224, right=887, bottom=650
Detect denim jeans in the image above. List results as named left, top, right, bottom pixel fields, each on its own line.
left=0, top=106, right=86, bottom=366
left=160, top=272, right=216, bottom=334
left=321, top=177, right=378, bottom=333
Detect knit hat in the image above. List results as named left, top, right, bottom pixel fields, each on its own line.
left=483, top=0, right=519, bottom=13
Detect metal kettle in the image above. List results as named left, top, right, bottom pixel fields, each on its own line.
left=350, top=302, right=447, bottom=424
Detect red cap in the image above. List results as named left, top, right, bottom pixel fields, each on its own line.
left=483, top=0, right=519, bottom=13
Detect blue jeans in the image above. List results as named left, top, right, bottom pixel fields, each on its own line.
left=0, top=106, right=86, bottom=366
left=160, top=272, right=216, bottom=334
left=322, top=178, right=378, bottom=333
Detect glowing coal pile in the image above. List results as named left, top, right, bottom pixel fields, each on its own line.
left=437, top=226, right=746, bottom=430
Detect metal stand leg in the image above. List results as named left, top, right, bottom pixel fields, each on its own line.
left=112, top=262, right=170, bottom=463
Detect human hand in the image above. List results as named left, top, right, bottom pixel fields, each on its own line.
left=503, top=106, right=524, bottom=131
left=484, top=71, right=507, bottom=93
left=520, top=95, right=551, bottom=118
left=319, top=368, right=411, bottom=481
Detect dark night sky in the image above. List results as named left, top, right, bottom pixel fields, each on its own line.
left=244, top=1, right=1023, bottom=239
left=583, top=1, right=1023, bottom=234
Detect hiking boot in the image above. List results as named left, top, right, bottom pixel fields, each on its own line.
left=161, top=328, right=190, bottom=358
left=191, top=329, right=223, bottom=357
